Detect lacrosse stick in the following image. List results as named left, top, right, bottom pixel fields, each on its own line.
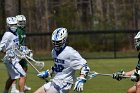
left=88, top=71, right=130, bottom=80
left=12, top=46, right=48, bottom=82
left=12, top=46, right=40, bottom=73
left=26, top=55, right=44, bottom=70
left=12, top=45, right=44, bottom=70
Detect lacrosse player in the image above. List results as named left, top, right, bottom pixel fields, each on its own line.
left=112, top=31, right=140, bottom=93
left=34, top=27, right=90, bottom=93
left=10, top=15, right=31, bottom=93
left=0, top=17, right=26, bottom=93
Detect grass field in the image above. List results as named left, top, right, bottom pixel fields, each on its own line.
left=0, top=58, right=138, bottom=93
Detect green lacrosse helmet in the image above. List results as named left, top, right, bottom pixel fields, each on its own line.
left=16, top=15, right=26, bottom=28
left=134, top=31, right=140, bottom=50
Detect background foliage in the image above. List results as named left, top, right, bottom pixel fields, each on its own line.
left=1, top=0, right=140, bottom=32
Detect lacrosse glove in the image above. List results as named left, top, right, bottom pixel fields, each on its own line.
left=74, top=77, right=86, bottom=92
left=28, top=50, right=33, bottom=58
left=112, top=70, right=125, bottom=81
left=6, top=50, right=15, bottom=58
left=130, top=70, right=140, bottom=82
left=20, top=46, right=30, bottom=55
left=37, top=70, right=49, bottom=78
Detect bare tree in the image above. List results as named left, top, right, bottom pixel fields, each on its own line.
left=5, top=0, right=18, bottom=17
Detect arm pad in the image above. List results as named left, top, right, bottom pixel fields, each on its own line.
left=80, top=64, right=90, bottom=77
left=131, top=70, right=140, bottom=82
left=136, top=63, right=140, bottom=70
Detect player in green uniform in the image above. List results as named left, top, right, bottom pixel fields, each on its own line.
left=112, top=31, right=140, bottom=93
left=11, top=15, right=31, bottom=93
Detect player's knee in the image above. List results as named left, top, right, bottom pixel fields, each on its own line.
left=127, top=87, right=136, bottom=93
left=127, top=90, right=135, bottom=93
left=136, top=82, right=140, bottom=89
left=127, top=90, right=133, bottom=93
left=127, top=89, right=132, bottom=93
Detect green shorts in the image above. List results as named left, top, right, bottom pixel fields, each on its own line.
left=19, top=59, right=28, bottom=68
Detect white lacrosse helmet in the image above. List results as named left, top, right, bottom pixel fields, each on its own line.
left=6, top=17, right=17, bottom=32
left=51, top=28, right=68, bottom=51
left=16, top=15, right=26, bottom=28
left=134, top=31, right=140, bottom=50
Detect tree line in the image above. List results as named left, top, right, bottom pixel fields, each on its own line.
left=0, top=0, right=140, bottom=53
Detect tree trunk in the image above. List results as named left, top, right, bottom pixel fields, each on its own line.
left=0, top=0, right=5, bottom=33
left=5, top=0, right=18, bottom=17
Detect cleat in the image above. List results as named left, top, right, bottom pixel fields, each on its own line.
left=11, top=89, right=19, bottom=93
left=24, top=85, right=31, bottom=91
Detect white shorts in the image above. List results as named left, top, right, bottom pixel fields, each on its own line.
left=43, top=80, right=72, bottom=93
left=4, top=57, right=26, bottom=79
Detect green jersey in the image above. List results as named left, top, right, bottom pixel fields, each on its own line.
left=16, top=27, right=28, bottom=68
left=16, top=27, right=26, bottom=46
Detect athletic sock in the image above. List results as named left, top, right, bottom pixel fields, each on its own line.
left=19, top=92, right=24, bottom=93
left=11, top=83, right=17, bottom=90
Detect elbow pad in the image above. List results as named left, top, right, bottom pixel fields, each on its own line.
left=80, top=64, right=90, bottom=77
left=136, top=63, right=140, bottom=70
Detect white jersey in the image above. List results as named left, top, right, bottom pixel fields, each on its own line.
left=51, top=46, right=87, bottom=84
left=0, top=31, right=26, bottom=79
left=0, top=31, right=19, bottom=52
left=0, top=31, right=20, bottom=63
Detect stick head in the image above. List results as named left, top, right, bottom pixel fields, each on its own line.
left=35, top=61, right=45, bottom=70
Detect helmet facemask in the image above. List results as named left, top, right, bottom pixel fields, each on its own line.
left=51, top=28, right=68, bottom=51
left=52, top=38, right=66, bottom=51
left=134, top=38, right=140, bottom=51
left=9, top=24, right=17, bottom=32
left=16, top=15, right=26, bottom=28
left=17, top=20, right=26, bottom=28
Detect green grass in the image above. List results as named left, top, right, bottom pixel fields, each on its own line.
left=0, top=58, right=138, bottom=93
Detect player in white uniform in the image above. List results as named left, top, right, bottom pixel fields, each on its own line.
left=34, top=27, right=90, bottom=93
left=0, top=17, right=26, bottom=93
left=11, top=15, right=31, bottom=93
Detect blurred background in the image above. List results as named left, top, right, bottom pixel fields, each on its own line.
left=0, top=0, right=140, bottom=59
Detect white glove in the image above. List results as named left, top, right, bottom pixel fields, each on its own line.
left=6, top=50, right=15, bottom=58
left=20, top=54, right=26, bottom=59
left=74, top=77, right=86, bottom=92
left=20, top=46, right=33, bottom=58
left=28, top=49, right=33, bottom=58
left=20, top=46, right=30, bottom=55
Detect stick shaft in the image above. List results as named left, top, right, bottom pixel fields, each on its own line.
left=96, top=73, right=112, bottom=76
left=89, top=71, right=130, bottom=78
left=24, top=57, right=40, bottom=73
left=13, top=47, right=48, bottom=82
left=25, top=57, right=49, bottom=82
left=26, top=55, right=37, bottom=63
left=97, top=73, right=130, bottom=78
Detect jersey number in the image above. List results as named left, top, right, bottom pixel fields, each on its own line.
left=54, top=64, right=64, bottom=72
